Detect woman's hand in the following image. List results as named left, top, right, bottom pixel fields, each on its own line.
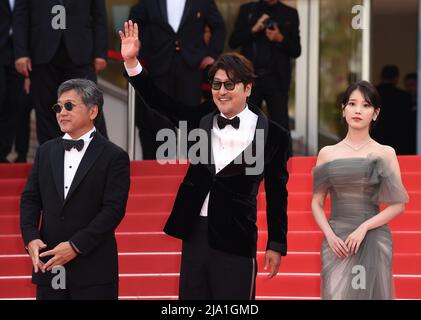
left=345, top=224, right=368, bottom=255
left=326, top=232, right=350, bottom=258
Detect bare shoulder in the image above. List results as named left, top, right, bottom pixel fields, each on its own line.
left=371, top=140, right=398, bottom=166
left=373, top=141, right=397, bottom=159
left=316, top=144, right=340, bottom=166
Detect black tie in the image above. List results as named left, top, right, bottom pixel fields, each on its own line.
left=217, top=115, right=240, bottom=129
left=62, top=139, right=84, bottom=151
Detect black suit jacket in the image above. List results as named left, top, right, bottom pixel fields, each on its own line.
left=13, top=0, right=108, bottom=65
left=0, top=0, right=14, bottom=65
left=229, top=1, right=301, bottom=91
left=372, top=83, right=415, bottom=155
left=20, top=132, right=130, bottom=286
left=126, top=70, right=290, bottom=258
left=129, top=0, right=226, bottom=77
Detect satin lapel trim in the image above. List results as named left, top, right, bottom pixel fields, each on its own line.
left=179, top=0, right=192, bottom=31
left=50, top=139, right=65, bottom=202
left=63, top=134, right=105, bottom=205
left=199, top=111, right=216, bottom=175
left=158, top=0, right=168, bottom=24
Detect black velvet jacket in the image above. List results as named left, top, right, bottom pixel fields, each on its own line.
left=127, top=70, right=289, bottom=258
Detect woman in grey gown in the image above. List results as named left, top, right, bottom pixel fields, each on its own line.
left=311, top=81, right=409, bottom=300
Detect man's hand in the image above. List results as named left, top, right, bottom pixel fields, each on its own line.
left=24, top=77, right=31, bottom=95
left=251, top=14, right=270, bottom=34
left=15, top=57, right=32, bottom=77
left=119, top=20, right=141, bottom=68
left=199, top=56, right=215, bottom=70
left=264, top=249, right=282, bottom=279
left=265, top=25, right=284, bottom=43
left=39, top=241, right=78, bottom=272
left=94, top=58, right=107, bottom=74
left=27, top=239, right=47, bottom=273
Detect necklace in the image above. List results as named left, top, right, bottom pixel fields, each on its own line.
left=342, top=138, right=372, bottom=151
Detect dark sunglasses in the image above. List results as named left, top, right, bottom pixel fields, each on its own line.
left=52, top=102, right=83, bottom=113
left=210, top=80, right=238, bottom=91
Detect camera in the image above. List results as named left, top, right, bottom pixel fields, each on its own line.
left=263, top=18, right=277, bottom=30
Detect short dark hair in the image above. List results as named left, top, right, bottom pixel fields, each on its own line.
left=208, top=52, right=256, bottom=87
left=341, top=80, right=381, bottom=129
left=57, top=79, right=104, bottom=112
left=381, top=65, right=399, bottom=81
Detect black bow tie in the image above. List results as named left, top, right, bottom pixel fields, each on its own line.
left=62, top=139, right=84, bottom=151
left=217, top=115, right=240, bottom=129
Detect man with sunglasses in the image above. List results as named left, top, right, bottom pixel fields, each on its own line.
left=20, top=79, right=130, bottom=300
left=120, top=21, right=290, bottom=300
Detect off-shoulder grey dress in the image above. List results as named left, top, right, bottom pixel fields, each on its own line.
left=312, top=155, right=409, bottom=300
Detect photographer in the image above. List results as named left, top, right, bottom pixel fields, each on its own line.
left=229, top=0, right=301, bottom=153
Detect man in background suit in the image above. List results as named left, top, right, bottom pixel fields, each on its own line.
left=0, top=0, right=25, bottom=162
left=229, top=0, right=301, bottom=139
left=120, top=21, right=289, bottom=299
left=128, top=0, right=225, bottom=159
left=20, top=79, right=130, bottom=300
left=13, top=0, right=109, bottom=145
left=373, top=65, right=414, bottom=155
left=130, top=0, right=226, bottom=106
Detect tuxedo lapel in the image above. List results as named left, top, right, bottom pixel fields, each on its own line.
left=63, top=133, right=105, bottom=205
left=158, top=0, right=168, bottom=24
left=199, top=111, right=216, bottom=175
left=0, top=0, right=10, bottom=14
left=50, top=139, right=65, bottom=202
left=179, top=0, right=192, bottom=30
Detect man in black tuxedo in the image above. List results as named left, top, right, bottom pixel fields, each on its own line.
left=129, top=0, right=225, bottom=105
left=373, top=65, right=414, bottom=155
left=120, top=22, right=289, bottom=299
left=13, top=0, right=109, bottom=144
left=128, top=0, right=225, bottom=159
left=229, top=0, right=301, bottom=136
left=20, top=79, right=130, bottom=300
left=0, top=0, right=25, bottom=162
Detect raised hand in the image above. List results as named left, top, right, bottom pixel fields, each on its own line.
left=119, top=20, right=141, bottom=67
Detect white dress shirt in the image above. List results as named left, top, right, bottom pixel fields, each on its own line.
left=167, top=0, right=186, bottom=32
left=200, top=106, right=258, bottom=216
left=124, top=61, right=143, bottom=77
left=63, top=127, right=96, bottom=199
left=8, top=0, right=15, bottom=35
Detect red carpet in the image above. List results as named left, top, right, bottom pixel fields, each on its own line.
left=0, top=156, right=420, bottom=300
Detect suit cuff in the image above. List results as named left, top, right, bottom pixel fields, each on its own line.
left=267, top=241, right=287, bottom=256
left=22, top=230, right=41, bottom=248
left=124, top=61, right=143, bottom=77
left=69, top=240, right=81, bottom=255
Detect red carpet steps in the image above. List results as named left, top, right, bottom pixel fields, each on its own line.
left=0, top=156, right=420, bottom=300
